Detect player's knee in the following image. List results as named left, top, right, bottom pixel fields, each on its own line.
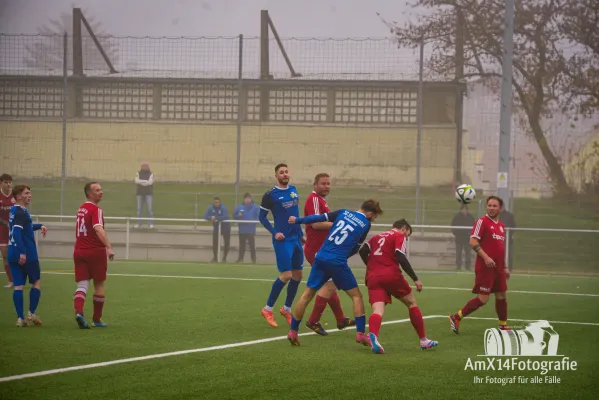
left=76, top=280, right=90, bottom=293
left=279, top=271, right=292, bottom=282
left=14, top=285, right=24, bottom=290
left=478, top=294, right=490, bottom=304
left=32, top=280, right=41, bottom=289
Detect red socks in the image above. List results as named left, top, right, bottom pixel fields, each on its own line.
left=495, top=298, right=508, bottom=325
left=308, top=295, right=328, bottom=325
left=368, top=313, right=383, bottom=337
left=456, top=297, right=485, bottom=320
left=409, top=306, right=426, bottom=339
left=327, top=291, right=346, bottom=324
left=73, top=290, right=86, bottom=315
left=93, top=295, right=105, bottom=322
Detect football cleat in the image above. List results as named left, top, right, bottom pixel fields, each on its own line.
left=420, top=339, right=439, bottom=350
left=27, top=311, right=42, bottom=326
left=261, top=309, right=278, bottom=328
left=287, top=330, right=301, bottom=346
left=279, top=307, right=292, bottom=326
left=356, top=332, right=371, bottom=347
left=449, top=315, right=460, bottom=334
left=92, top=320, right=108, bottom=328
left=369, top=332, right=385, bottom=354
left=305, top=321, right=328, bottom=336
left=76, top=314, right=90, bottom=329
left=336, top=317, right=356, bottom=330
left=16, top=318, right=29, bottom=327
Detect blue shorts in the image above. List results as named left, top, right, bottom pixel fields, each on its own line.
left=273, top=238, right=304, bottom=272
left=9, top=260, right=41, bottom=286
left=306, top=258, right=358, bottom=291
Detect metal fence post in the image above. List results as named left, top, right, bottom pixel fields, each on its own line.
left=126, top=218, right=130, bottom=260
left=217, top=222, right=222, bottom=262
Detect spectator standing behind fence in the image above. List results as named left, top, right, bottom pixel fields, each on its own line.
left=134, top=162, right=154, bottom=229
left=234, top=193, right=260, bottom=264
left=499, top=206, right=516, bottom=273
left=204, top=197, right=231, bottom=263
left=451, top=204, right=475, bottom=271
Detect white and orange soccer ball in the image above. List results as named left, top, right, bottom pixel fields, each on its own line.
left=455, top=184, right=476, bottom=204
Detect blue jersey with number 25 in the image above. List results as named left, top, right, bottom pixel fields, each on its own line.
left=295, top=209, right=370, bottom=263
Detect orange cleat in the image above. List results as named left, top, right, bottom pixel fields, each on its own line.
left=261, top=308, right=278, bottom=328
left=279, top=307, right=292, bottom=326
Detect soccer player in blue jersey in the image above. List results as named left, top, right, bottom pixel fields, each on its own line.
left=8, top=185, right=47, bottom=327
left=286, top=199, right=383, bottom=347
left=259, top=163, right=305, bottom=327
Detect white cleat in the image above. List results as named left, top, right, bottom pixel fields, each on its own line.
left=4, top=282, right=13, bottom=288
left=16, top=318, right=29, bottom=327
left=27, top=311, right=42, bottom=326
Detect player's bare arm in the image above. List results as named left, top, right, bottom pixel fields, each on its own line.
left=94, top=225, right=115, bottom=260
left=469, top=237, right=495, bottom=267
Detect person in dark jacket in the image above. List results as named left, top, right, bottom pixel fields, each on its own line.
left=204, top=197, right=230, bottom=263
left=134, top=162, right=154, bottom=229
left=234, top=193, right=260, bottom=263
left=451, top=204, right=475, bottom=271
left=499, top=206, right=517, bottom=272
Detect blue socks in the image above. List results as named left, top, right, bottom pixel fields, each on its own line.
left=356, top=314, right=366, bottom=334
left=266, top=278, right=287, bottom=308
left=284, top=279, right=301, bottom=309
left=290, top=316, right=301, bottom=331
left=29, top=288, right=41, bottom=314
left=13, top=289, right=24, bottom=319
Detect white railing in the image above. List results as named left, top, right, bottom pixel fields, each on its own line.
left=31, top=215, right=599, bottom=263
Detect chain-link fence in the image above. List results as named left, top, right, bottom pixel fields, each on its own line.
left=1, top=33, right=597, bottom=274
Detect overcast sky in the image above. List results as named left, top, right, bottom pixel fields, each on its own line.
left=0, top=0, right=417, bottom=37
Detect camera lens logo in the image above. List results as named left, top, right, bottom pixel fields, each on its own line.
left=484, top=320, right=559, bottom=356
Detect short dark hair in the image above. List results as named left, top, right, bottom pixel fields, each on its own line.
left=0, top=174, right=12, bottom=182
left=361, top=199, right=383, bottom=215
left=486, top=195, right=504, bottom=207
left=84, top=182, right=99, bottom=198
left=275, top=163, right=288, bottom=173
left=393, top=218, right=412, bottom=233
left=12, top=185, right=30, bottom=198
left=243, top=192, right=251, bottom=199
left=313, top=173, right=330, bottom=185
left=213, top=196, right=221, bottom=201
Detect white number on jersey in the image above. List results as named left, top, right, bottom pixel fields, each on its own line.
left=373, top=237, right=385, bottom=255
left=76, top=217, right=88, bottom=237
left=328, top=220, right=355, bottom=245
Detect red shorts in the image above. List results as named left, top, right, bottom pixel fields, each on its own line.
left=74, top=248, right=107, bottom=282
left=0, top=226, right=8, bottom=246
left=473, top=260, right=508, bottom=294
left=366, top=274, right=412, bottom=305
left=304, top=247, right=318, bottom=266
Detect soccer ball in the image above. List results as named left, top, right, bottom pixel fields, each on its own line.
left=455, top=184, right=476, bottom=204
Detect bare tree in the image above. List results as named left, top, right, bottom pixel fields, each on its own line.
left=382, top=0, right=598, bottom=196
left=24, top=7, right=118, bottom=72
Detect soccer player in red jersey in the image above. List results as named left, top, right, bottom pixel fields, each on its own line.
left=304, top=173, right=354, bottom=335
left=449, top=195, right=511, bottom=334
left=73, top=182, right=115, bottom=329
left=0, top=174, right=15, bottom=288
left=359, top=219, right=438, bottom=354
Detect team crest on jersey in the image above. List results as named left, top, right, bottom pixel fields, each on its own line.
left=290, top=192, right=298, bottom=199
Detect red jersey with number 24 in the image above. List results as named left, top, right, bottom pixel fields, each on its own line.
left=74, top=202, right=105, bottom=250
left=366, top=229, right=408, bottom=281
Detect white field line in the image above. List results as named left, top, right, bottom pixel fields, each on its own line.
left=43, top=271, right=599, bottom=297
left=1, top=315, right=597, bottom=383
left=40, top=258, right=599, bottom=280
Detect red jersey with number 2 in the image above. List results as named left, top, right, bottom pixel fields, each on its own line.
left=366, top=229, right=408, bottom=281
left=74, top=202, right=105, bottom=250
